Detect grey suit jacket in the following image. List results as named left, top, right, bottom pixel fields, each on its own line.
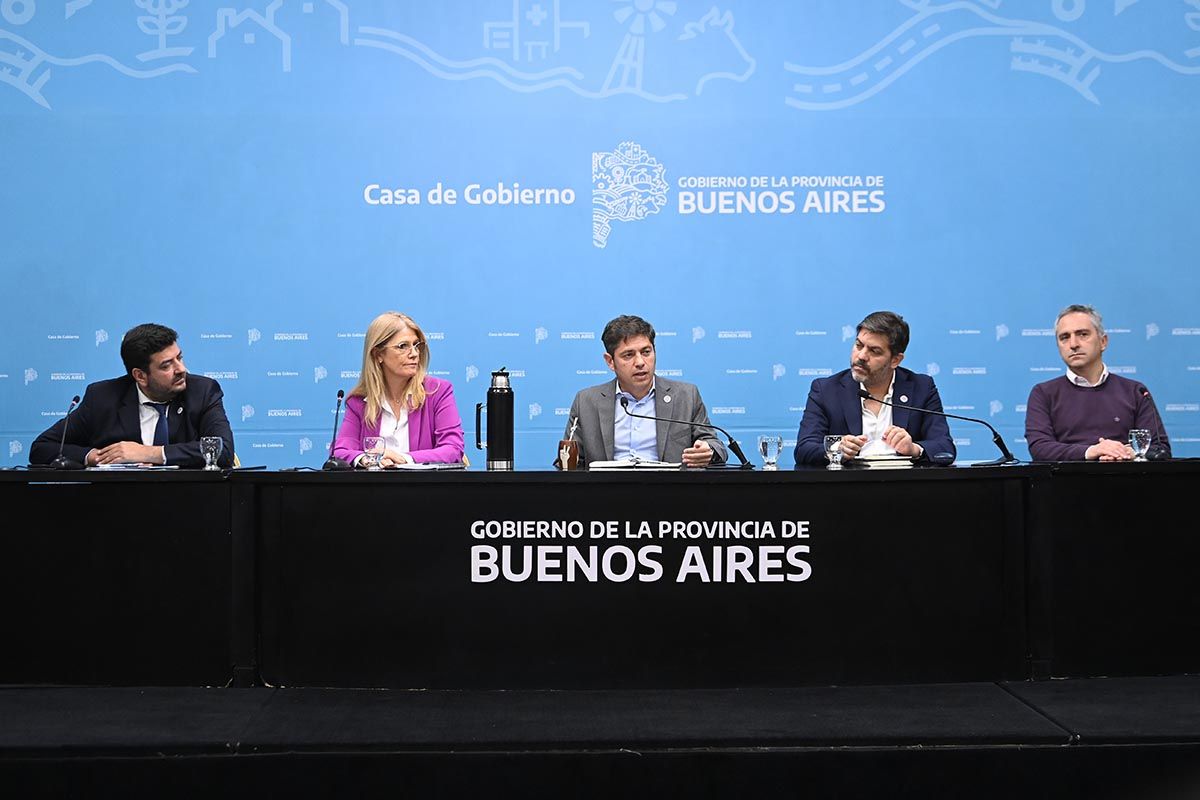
left=562, top=377, right=727, bottom=468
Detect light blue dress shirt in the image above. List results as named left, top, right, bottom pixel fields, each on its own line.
left=613, top=381, right=658, bottom=461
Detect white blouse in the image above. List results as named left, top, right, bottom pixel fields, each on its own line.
left=379, top=397, right=411, bottom=454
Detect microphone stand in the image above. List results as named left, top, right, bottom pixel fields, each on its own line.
left=620, top=397, right=754, bottom=470
left=857, top=388, right=1019, bottom=466
left=322, top=389, right=352, bottom=471
left=48, top=395, right=84, bottom=470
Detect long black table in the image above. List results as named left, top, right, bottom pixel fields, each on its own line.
left=0, top=471, right=233, bottom=686
left=3, top=462, right=1196, bottom=689
left=1026, top=461, right=1200, bottom=679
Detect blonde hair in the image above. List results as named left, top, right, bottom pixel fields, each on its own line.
left=349, top=311, right=432, bottom=427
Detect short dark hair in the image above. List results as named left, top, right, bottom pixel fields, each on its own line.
left=856, top=311, right=909, bottom=356
left=601, top=315, right=656, bottom=355
left=1055, top=304, right=1105, bottom=337
left=120, top=323, right=179, bottom=374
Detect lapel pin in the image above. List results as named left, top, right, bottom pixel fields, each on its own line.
left=664, top=395, right=671, bottom=403
left=176, top=406, right=183, bottom=414
left=899, top=395, right=908, bottom=403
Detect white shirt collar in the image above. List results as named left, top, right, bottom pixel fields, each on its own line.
left=1067, top=364, right=1109, bottom=387
left=859, top=371, right=896, bottom=407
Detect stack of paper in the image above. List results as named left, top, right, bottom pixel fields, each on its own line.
left=855, top=453, right=914, bottom=470
left=588, top=459, right=682, bottom=471
left=385, top=462, right=466, bottom=471
left=88, top=463, right=180, bottom=470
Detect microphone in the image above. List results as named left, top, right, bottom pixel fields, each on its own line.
left=322, top=389, right=352, bottom=471
left=856, top=388, right=1018, bottom=466
left=1137, top=387, right=1169, bottom=461
left=48, top=395, right=84, bottom=470
left=620, top=396, right=753, bottom=469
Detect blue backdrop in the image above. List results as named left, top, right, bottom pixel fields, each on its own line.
left=3, top=0, right=1198, bottom=469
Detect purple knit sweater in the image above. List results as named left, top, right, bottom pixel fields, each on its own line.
left=1024, top=373, right=1171, bottom=461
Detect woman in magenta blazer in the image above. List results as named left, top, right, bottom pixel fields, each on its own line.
left=333, top=311, right=465, bottom=466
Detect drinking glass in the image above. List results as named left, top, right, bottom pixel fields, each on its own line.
left=200, top=437, right=223, bottom=471
left=823, top=435, right=844, bottom=470
left=361, top=436, right=385, bottom=471
left=1128, top=429, right=1152, bottom=462
left=757, top=435, right=783, bottom=470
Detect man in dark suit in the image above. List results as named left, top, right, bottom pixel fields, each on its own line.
left=30, top=323, right=235, bottom=469
left=794, top=311, right=955, bottom=467
left=561, top=315, right=726, bottom=469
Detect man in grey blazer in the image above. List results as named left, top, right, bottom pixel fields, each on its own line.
left=561, top=315, right=727, bottom=469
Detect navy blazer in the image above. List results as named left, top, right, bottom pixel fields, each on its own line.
left=793, top=367, right=956, bottom=467
left=30, top=374, right=235, bottom=468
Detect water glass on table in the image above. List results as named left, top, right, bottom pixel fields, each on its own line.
left=823, top=435, right=844, bottom=470
left=1128, top=429, right=1151, bottom=462
left=200, top=437, right=223, bottom=471
left=757, top=434, right=782, bottom=470
left=361, top=436, right=385, bottom=471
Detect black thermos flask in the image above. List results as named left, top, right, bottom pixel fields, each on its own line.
left=475, top=367, right=514, bottom=470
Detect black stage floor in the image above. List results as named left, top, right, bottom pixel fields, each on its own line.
left=3, top=677, right=1199, bottom=798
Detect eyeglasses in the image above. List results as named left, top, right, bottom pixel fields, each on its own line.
left=382, top=341, right=423, bottom=355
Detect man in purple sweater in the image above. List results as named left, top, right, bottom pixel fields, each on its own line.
left=1025, top=304, right=1171, bottom=461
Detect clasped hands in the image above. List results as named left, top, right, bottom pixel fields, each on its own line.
left=86, top=441, right=162, bottom=466
left=359, top=448, right=414, bottom=468
left=1085, top=438, right=1136, bottom=462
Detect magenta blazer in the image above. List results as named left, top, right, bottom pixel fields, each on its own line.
left=333, top=376, right=465, bottom=464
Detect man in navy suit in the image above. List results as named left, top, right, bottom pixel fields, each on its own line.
left=794, top=311, right=955, bottom=467
left=30, top=323, right=235, bottom=469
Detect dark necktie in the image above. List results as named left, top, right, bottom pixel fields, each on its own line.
left=147, top=402, right=169, bottom=446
